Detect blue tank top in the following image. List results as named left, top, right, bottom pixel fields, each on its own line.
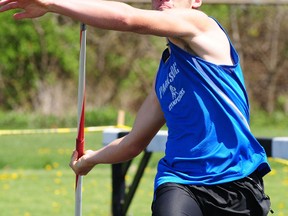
left=154, top=19, right=270, bottom=190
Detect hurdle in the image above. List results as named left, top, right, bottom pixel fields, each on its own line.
left=103, top=128, right=288, bottom=216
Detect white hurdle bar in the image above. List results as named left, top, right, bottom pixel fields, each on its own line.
left=102, top=128, right=288, bottom=216
left=103, top=127, right=288, bottom=158
left=103, top=128, right=167, bottom=152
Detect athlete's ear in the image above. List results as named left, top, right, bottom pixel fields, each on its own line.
left=192, top=0, right=202, bottom=9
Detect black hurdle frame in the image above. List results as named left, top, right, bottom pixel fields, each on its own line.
left=110, top=132, right=272, bottom=216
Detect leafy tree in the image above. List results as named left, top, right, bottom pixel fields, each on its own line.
left=0, top=4, right=287, bottom=116
left=0, top=13, right=79, bottom=111
left=230, top=5, right=288, bottom=113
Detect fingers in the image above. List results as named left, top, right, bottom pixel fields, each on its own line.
left=69, top=150, right=80, bottom=173
left=71, top=149, right=79, bottom=161
left=0, top=1, right=28, bottom=20
left=69, top=150, right=94, bottom=176
left=0, top=0, right=48, bottom=20
left=0, top=0, right=14, bottom=7
left=14, top=11, right=30, bottom=19
left=0, top=1, right=19, bottom=13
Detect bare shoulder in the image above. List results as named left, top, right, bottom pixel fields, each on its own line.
left=169, top=15, right=233, bottom=65
left=129, top=7, right=213, bottom=37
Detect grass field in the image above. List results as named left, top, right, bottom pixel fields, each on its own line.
left=0, top=132, right=287, bottom=216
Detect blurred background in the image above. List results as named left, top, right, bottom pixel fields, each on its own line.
left=0, top=1, right=287, bottom=216
left=0, top=2, right=287, bottom=133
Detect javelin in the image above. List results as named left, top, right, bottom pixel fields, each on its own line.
left=75, top=23, right=87, bottom=216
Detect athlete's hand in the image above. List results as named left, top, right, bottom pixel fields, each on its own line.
left=70, top=150, right=96, bottom=176
left=0, top=0, right=49, bottom=19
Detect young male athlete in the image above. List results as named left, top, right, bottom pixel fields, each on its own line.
left=0, top=0, right=272, bottom=215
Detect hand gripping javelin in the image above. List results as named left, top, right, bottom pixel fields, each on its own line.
left=75, top=23, right=87, bottom=216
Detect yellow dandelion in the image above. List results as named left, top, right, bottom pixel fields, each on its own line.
left=52, top=202, right=60, bottom=209
left=138, top=189, right=144, bottom=195
left=38, top=148, right=51, bottom=155
left=146, top=167, right=151, bottom=173
left=45, top=164, right=52, bottom=171
left=278, top=202, right=285, bottom=210
left=54, top=189, right=61, bottom=195
left=65, top=148, right=71, bottom=154
left=62, top=188, right=67, bottom=195
left=125, top=175, right=131, bottom=182
left=57, top=148, right=65, bottom=155
left=24, top=212, right=31, bottom=216
left=3, top=184, right=10, bottom=190
left=0, top=173, right=9, bottom=180
left=11, top=173, right=19, bottom=180
left=282, top=179, right=288, bottom=186
left=54, top=178, right=61, bottom=184
left=267, top=169, right=277, bottom=176
left=56, top=171, right=63, bottom=177
left=53, top=162, right=59, bottom=169
left=106, top=184, right=112, bottom=192
left=91, top=181, right=98, bottom=187
left=57, top=148, right=70, bottom=155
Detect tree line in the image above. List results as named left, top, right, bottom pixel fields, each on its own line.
left=0, top=4, right=287, bottom=116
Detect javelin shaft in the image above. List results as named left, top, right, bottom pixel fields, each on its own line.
left=75, top=23, right=87, bottom=216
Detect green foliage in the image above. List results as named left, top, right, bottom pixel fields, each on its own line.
left=0, top=5, right=287, bottom=115
left=0, top=107, right=135, bottom=129
left=85, top=107, right=119, bottom=126
left=0, top=110, right=74, bottom=129
left=250, top=109, right=288, bottom=127
left=0, top=12, right=38, bottom=110
left=0, top=110, right=30, bottom=129
left=250, top=108, right=288, bottom=137
left=0, top=13, right=79, bottom=110
left=201, top=4, right=230, bottom=27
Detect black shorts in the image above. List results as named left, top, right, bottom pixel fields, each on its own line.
left=152, top=172, right=272, bottom=216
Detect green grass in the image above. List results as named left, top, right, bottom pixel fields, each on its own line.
left=0, top=132, right=287, bottom=215
left=264, top=159, right=288, bottom=216
left=0, top=132, right=159, bottom=216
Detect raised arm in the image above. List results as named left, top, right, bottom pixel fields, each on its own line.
left=70, top=87, right=165, bottom=176
left=0, top=0, right=210, bottom=36
left=0, top=0, right=232, bottom=64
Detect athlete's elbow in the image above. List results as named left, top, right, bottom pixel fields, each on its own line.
left=115, top=13, right=147, bottom=34
left=122, top=130, right=153, bottom=159
left=126, top=143, right=145, bottom=158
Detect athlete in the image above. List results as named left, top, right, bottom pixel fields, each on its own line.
left=0, top=0, right=272, bottom=215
